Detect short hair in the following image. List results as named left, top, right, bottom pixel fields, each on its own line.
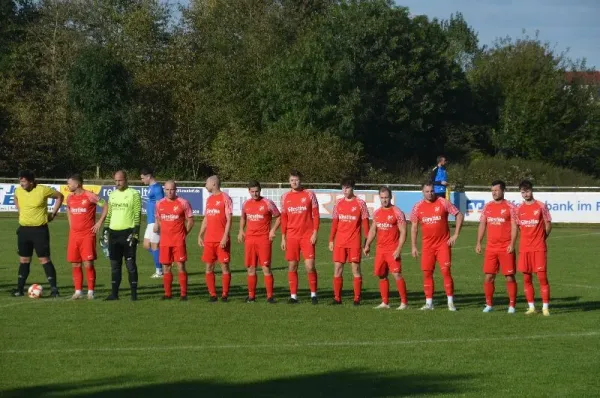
left=378, top=186, right=392, bottom=197
left=519, top=180, right=533, bottom=191
left=208, top=175, right=220, bottom=188
left=248, top=180, right=261, bottom=190
left=340, top=177, right=355, bottom=188
left=140, top=167, right=154, bottom=176
left=289, top=169, right=303, bottom=179
left=437, top=155, right=446, bottom=163
left=114, top=170, right=128, bottom=180
left=69, top=174, right=84, bottom=185
left=18, top=170, right=35, bottom=182
left=491, top=180, right=506, bottom=190
left=422, top=181, right=434, bottom=188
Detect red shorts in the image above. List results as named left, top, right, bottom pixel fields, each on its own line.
left=421, top=245, right=451, bottom=271
left=374, top=251, right=402, bottom=277
left=202, top=241, right=231, bottom=264
left=483, top=250, right=516, bottom=275
left=67, top=231, right=96, bottom=263
left=160, top=245, right=187, bottom=264
left=285, top=237, right=315, bottom=262
left=245, top=240, right=272, bottom=268
left=518, top=251, right=547, bottom=273
left=333, top=247, right=361, bottom=264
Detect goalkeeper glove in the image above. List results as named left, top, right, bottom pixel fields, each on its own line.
left=127, top=226, right=140, bottom=247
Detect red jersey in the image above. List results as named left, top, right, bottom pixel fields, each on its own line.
left=204, top=192, right=233, bottom=243
left=481, top=200, right=515, bottom=251
left=156, top=197, right=192, bottom=247
left=410, top=197, right=459, bottom=249
left=373, top=205, right=406, bottom=251
left=280, top=189, right=320, bottom=239
left=242, top=197, right=280, bottom=239
left=514, top=200, right=551, bottom=252
left=67, top=190, right=103, bottom=233
left=329, top=197, right=370, bottom=249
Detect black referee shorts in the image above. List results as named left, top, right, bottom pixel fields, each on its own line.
left=17, top=225, right=50, bottom=258
left=108, top=228, right=137, bottom=261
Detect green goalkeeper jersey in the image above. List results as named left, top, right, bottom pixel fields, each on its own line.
left=104, top=187, right=141, bottom=231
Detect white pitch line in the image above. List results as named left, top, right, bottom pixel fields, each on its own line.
left=3, top=331, right=599, bottom=355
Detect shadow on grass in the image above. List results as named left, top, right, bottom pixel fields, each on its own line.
left=1, top=369, right=477, bottom=397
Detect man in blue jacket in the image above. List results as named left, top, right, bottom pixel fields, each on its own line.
left=430, top=156, right=448, bottom=199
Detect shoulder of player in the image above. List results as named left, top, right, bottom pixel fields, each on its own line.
left=128, top=188, right=141, bottom=197
left=412, top=199, right=425, bottom=209
left=156, top=197, right=167, bottom=205
left=536, top=200, right=547, bottom=209
left=334, top=197, right=344, bottom=205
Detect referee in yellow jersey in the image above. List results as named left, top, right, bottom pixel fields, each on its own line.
left=12, top=170, right=64, bottom=297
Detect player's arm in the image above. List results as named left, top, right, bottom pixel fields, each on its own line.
left=184, top=201, right=194, bottom=234
left=48, top=188, right=64, bottom=222
left=542, top=206, right=552, bottom=238
left=197, top=217, right=207, bottom=247
left=396, top=219, right=407, bottom=258
left=328, top=204, right=339, bottom=252
left=447, top=200, right=463, bottom=246
left=91, top=195, right=108, bottom=234
left=132, top=192, right=142, bottom=244
left=66, top=205, right=71, bottom=227
left=508, top=217, right=517, bottom=254
left=270, top=215, right=281, bottom=242
left=237, top=209, right=246, bottom=243
left=310, top=192, right=320, bottom=244
left=153, top=204, right=161, bottom=233
left=221, top=197, right=233, bottom=248
left=363, top=221, right=377, bottom=256
left=410, top=220, right=419, bottom=257
left=475, top=217, right=486, bottom=254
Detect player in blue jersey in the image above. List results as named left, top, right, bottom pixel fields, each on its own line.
left=430, top=155, right=449, bottom=199
left=141, top=167, right=165, bottom=278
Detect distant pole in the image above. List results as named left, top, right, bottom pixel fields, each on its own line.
left=96, top=164, right=100, bottom=179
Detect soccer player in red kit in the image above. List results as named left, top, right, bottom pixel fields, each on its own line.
left=280, top=170, right=320, bottom=304
left=514, top=180, right=552, bottom=316
left=155, top=181, right=194, bottom=300
left=364, top=187, right=408, bottom=310
left=410, top=182, right=464, bottom=311
left=198, top=175, right=232, bottom=302
left=475, top=180, right=518, bottom=313
left=238, top=181, right=281, bottom=303
left=66, top=174, right=108, bottom=300
left=329, top=177, right=370, bottom=306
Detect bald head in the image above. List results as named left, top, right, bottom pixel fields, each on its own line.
left=114, top=170, right=128, bottom=190
left=205, top=175, right=221, bottom=194
left=164, top=180, right=177, bottom=199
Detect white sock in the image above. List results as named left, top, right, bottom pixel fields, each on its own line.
left=291, top=294, right=297, bottom=299
left=542, top=303, right=549, bottom=310
left=88, top=290, right=94, bottom=294
left=426, top=298, right=433, bottom=306
left=447, top=296, right=454, bottom=305
left=310, top=292, right=317, bottom=298
left=75, top=290, right=82, bottom=294
left=528, top=302, right=535, bottom=309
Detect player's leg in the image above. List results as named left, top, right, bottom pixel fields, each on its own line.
left=79, top=233, right=97, bottom=299
left=390, top=253, right=408, bottom=309
left=67, top=233, right=83, bottom=299
left=350, top=251, right=362, bottom=306
left=160, top=246, right=174, bottom=299
left=175, top=261, right=188, bottom=300
left=246, top=266, right=257, bottom=302
left=438, top=247, right=456, bottom=311
left=83, top=261, right=96, bottom=299
left=500, top=251, right=517, bottom=313
left=535, top=251, right=550, bottom=316
left=202, top=243, right=218, bottom=301
left=14, top=226, right=34, bottom=296
left=301, top=238, right=318, bottom=303
left=124, top=230, right=139, bottom=301
left=420, top=249, right=435, bottom=310
left=518, top=251, right=536, bottom=314
left=286, top=238, right=300, bottom=302
left=482, top=251, right=499, bottom=312
left=259, top=242, right=275, bottom=303
left=218, top=241, right=231, bottom=300
left=332, top=247, right=346, bottom=304
left=106, top=231, right=124, bottom=300
left=144, top=224, right=162, bottom=278
left=35, top=226, right=59, bottom=297
left=374, top=251, right=390, bottom=308
left=262, top=265, right=275, bottom=303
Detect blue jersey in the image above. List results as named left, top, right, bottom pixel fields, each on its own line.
left=430, top=166, right=448, bottom=194
left=146, top=182, right=164, bottom=223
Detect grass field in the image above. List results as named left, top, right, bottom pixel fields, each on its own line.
left=1, top=215, right=599, bottom=397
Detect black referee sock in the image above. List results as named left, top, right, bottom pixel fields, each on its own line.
left=17, top=262, right=31, bottom=292
left=42, top=261, right=58, bottom=289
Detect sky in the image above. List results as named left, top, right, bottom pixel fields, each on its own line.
left=398, top=0, right=599, bottom=69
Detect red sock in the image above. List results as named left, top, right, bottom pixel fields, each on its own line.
left=484, top=281, right=495, bottom=306
left=248, top=275, right=257, bottom=298
left=178, top=272, right=188, bottom=297
left=308, top=271, right=318, bottom=294
left=537, top=272, right=550, bottom=304
left=333, top=276, right=343, bottom=301
left=506, top=280, right=517, bottom=307
left=379, top=278, right=389, bottom=304
left=205, top=272, right=216, bottom=297
left=164, top=272, right=173, bottom=297
left=395, top=278, right=408, bottom=304
left=442, top=267, right=454, bottom=297
left=353, top=277, right=362, bottom=302
left=265, top=274, right=274, bottom=299
left=72, top=266, right=83, bottom=291
left=423, top=270, right=434, bottom=299
left=288, top=271, right=298, bottom=296
left=222, top=273, right=231, bottom=298
left=523, top=273, right=535, bottom=303
left=86, top=266, right=96, bottom=291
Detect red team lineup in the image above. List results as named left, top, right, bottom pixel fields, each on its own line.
left=64, top=171, right=553, bottom=315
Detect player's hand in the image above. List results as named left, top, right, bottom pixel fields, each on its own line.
left=441, top=181, right=448, bottom=186
left=411, top=246, right=419, bottom=258
left=475, top=242, right=482, bottom=254
left=153, top=224, right=160, bottom=234
left=328, top=242, right=334, bottom=252
left=281, top=238, right=286, bottom=251
left=310, top=231, right=318, bottom=245
left=127, top=231, right=139, bottom=247
left=101, top=228, right=110, bottom=245
left=197, top=236, right=204, bottom=247
left=363, top=246, right=370, bottom=256
left=237, top=231, right=245, bottom=243
left=47, top=213, right=55, bottom=222
left=269, top=230, right=276, bottom=242
left=447, top=235, right=458, bottom=247
left=507, top=244, right=514, bottom=254
left=393, top=248, right=401, bottom=260
left=219, top=236, right=228, bottom=249
left=91, top=222, right=102, bottom=234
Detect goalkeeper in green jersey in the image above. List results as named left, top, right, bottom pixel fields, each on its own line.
left=103, top=170, right=142, bottom=301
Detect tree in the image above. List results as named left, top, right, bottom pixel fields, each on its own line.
left=68, top=45, right=136, bottom=177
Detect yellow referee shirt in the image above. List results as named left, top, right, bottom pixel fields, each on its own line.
left=15, top=185, right=55, bottom=226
